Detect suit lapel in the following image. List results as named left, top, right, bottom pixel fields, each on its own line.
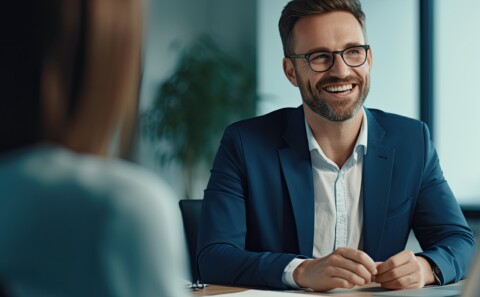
left=362, top=109, right=395, bottom=260
left=278, top=107, right=314, bottom=257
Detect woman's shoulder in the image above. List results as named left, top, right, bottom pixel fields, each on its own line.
left=1, top=144, right=179, bottom=219
left=0, top=146, right=188, bottom=296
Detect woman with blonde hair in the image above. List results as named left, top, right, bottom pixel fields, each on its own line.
left=0, top=1, right=190, bottom=296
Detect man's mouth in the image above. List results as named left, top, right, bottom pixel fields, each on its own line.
left=323, top=84, right=354, bottom=94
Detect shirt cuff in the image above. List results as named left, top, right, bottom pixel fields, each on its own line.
left=282, top=257, right=307, bottom=289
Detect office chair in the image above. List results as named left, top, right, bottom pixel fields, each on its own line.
left=0, top=282, right=9, bottom=297
left=178, top=199, right=203, bottom=286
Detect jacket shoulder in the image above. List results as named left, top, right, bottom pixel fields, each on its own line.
left=367, top=108, right=425, bottom=131
left=230, top=107, right=297, bottom=129
left=224, top=107, right=299, bottom=139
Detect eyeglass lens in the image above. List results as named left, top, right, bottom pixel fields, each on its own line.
left=308, top=46, right=367, bottom=72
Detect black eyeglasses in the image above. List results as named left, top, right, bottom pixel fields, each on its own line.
left=288, top=45, right=370, bottom=72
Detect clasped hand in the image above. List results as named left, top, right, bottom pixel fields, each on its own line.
left=293, top=248, right=434, bottom=291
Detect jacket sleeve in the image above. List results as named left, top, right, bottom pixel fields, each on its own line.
left=414, top=123, right=476, bottom=285
left=197, top=125, right=298, bottom=289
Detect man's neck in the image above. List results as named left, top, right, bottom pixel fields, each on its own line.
left=304, top=106, right=364, bottom=168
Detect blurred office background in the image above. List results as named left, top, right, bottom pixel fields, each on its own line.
left=136, top=0, right=479, bottom=239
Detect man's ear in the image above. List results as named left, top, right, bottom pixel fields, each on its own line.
left=367, top=46, right=373, bottom=69
left=283, top=58, right=298, bottom=87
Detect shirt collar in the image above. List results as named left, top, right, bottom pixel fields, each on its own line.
left=305, top=108, right=368, bottom=159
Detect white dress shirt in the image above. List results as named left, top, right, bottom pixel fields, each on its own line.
left=282, top=110, right=368, bottom=288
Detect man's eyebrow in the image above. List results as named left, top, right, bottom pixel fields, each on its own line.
left=304, top=42, right=365, bottom=54
left=304, top=46, right=330, bottom=54
left=342, top=42, right=365, bottom=49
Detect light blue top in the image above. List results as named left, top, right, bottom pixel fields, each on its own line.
left=0, top=145, right=190, bottom=297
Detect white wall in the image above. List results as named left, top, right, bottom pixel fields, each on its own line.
left=436, top=0, right=480, bottom=206
left=257, top=0, right=296, bottom=114
left=361, top=0, right=418, bottom=118
left=257, top=0, right=418, bottom=118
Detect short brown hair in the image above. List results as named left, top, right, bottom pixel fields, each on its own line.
left=279, top=0, right=366, bottom=56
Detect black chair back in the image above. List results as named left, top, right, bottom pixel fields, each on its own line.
left=179, top=199, right=203, bottom=284
left=0, top=282, right=9, bottom=297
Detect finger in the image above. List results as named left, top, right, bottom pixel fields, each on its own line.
left=327, top=254, right=373, bottom=283
left=379, top=273, right=422, bottom=290
left=376, top=250, right=414, bottom=275
left=329, top=277, right=356, bottom=290
left=310, top=277, right=356, bottom=291
left=326, top=266, right=370, bottom=287
left=375, top=261, right=417, bottom=283
left=336, top=247, right=377, bottom=275
left=372, top=262, right=383, bottom=282
left=299, top=259, right=359, bottom=291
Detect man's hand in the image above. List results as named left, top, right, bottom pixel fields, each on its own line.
left=374, top=250, right=435, bottom=290
left=293, top=247, right=377, bottom=291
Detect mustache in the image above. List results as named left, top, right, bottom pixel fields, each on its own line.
left=315, top=76, right=361, bottom=89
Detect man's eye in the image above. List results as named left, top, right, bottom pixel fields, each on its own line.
left=310, top=53, right=331, bottom=63
left=345, top=48, right=362, bottom=56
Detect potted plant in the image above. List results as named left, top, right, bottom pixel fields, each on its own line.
left=143, top=36, right=256, bottom=198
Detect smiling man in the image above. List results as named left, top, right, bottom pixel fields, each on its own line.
left=197, top=0, right=475, bottom=292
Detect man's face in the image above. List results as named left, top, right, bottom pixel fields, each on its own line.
left=284, top=11, right=372, bottom=122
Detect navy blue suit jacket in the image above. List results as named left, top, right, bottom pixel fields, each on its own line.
left=197, top=106, right=475, bottom=289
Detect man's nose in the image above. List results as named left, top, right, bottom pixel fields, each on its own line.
left=328, top=53, right=350, bottom=78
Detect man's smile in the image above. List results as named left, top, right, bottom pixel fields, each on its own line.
left=321, top=83, right=357, bottom=97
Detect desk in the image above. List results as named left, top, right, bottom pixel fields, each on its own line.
left=192, top=285, right=246, bottom=296
left=193, top=282, right=385, bottom=296
left=192, top=282, right=464, bottom=296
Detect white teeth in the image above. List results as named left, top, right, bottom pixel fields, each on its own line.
left=325, top=84, right=353, bottom=93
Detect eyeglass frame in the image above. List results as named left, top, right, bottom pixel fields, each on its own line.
left=288, top=44, right=370, bottom=73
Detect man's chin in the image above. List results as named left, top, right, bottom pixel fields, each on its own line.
left=322, top=112, right=354, bottom=122
left=314, top=105, right=362, bottom=122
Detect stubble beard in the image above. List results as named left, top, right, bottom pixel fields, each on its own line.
left=300, top=76, right=370, bottom=122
